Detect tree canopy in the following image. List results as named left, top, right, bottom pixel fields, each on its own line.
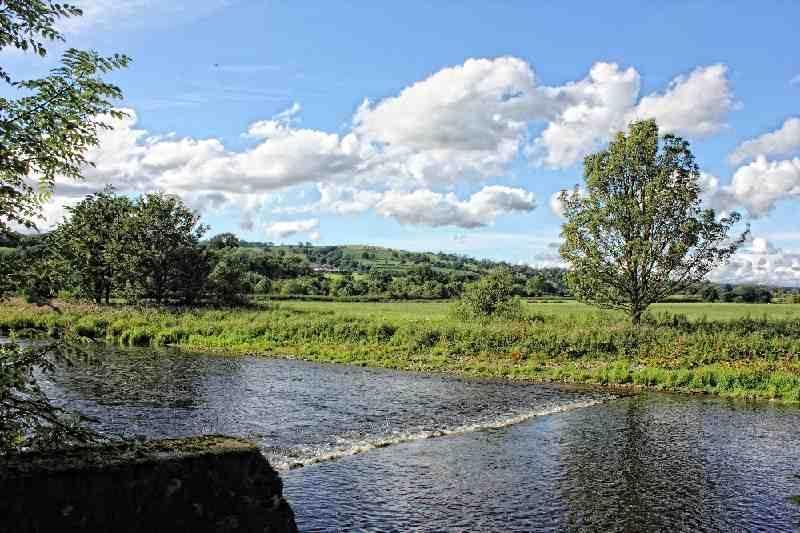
left=559, top=119, right=748, bottom=323
left=0, top=1, right=130, bottom=236
left=0, top=1, right=129, bottom=454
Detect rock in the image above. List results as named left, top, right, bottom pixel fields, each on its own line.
left=0, top=435, right=298, bottom=533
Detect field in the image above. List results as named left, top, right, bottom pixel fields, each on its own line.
left=277, top=300, right=800, bottom=321
left=2, top=299, right=800, bottom=402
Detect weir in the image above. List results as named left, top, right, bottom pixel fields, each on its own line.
left=0, top=435, right=298, bottom=533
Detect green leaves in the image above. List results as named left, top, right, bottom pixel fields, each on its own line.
left=454, top=268, right=524, bottom=320
left=0, top=6, right=130, bottom=235
left=560, top=119, right=748, bottom=324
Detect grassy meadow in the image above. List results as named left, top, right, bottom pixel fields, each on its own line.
left=2, top=298, right=800, bottom=402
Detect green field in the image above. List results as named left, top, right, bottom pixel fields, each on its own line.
left=2, top=299, right=800, bottom=402
left=277, top=300, right=800, bottom=322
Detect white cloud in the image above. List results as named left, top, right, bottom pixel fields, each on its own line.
left=374, top=185, right=535, bottom=228
left=265, top=218, right=320, bottom=240
left=61, top=0, right=229, bottom=33
left=353, top=57, right=555, bottom=185
left=629, top=64, right=734, bottom=138
left=34, top=57, right=740, bottom=231
left=711, top=237, right=800, bottom=287
left=530, top=62, right=641, bottom=168
left=529, top=64, right=734, bottom=168
left=713, top=156, right=800, bottom=216
left=728, top=117, right=800, bottom=164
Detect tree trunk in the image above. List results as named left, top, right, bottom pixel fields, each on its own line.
left=630, top=305, right=644, bottom=326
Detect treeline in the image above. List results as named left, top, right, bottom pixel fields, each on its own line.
left=2, top=189, right=790, bottom=306
left=686, top=282, right=777, bottom=304
left=0, top=189, right=568, bottom=305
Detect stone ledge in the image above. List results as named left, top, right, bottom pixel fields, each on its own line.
left=0, top=435, right=298, bottom=533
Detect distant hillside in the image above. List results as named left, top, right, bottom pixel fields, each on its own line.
left=239, top=241, right=556, bottom=278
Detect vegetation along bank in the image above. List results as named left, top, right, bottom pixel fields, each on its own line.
left=3, top=299, right=800, bottom=403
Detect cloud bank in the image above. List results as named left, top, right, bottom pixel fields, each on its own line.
left=39, top=57, right=739, bottom=236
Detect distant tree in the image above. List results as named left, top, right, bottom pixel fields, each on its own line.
left=701, top=285, right=720, bottom=302
left=720, top=290, right=736, bottom=303
left=168, top=245, right=210, bottom=305
left=732, top=285, right=772, bottom=304
left=118, top=193, right=208, bottom=305
left=18, top=238, right=68, bottom=304
left=367, top=270, right=391, bottom=294
left=253, top=277, right=272, bottom=295
left=525, top=275, right=547, bottom=297
left=454, top=268, right=523, bottom=319
left=207, top=256, right=248, bottom=305
left=559, top=119, right=748, bottom=324
left=207, top=232, right=240, bottom=250
left=54, top=188, right=133, bottom=304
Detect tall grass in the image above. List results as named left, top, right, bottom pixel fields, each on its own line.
left=1, top=299, right=799, bottom=402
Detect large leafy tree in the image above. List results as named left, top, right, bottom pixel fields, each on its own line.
left=0, top=2, right=128, bottom=453
left=54, top=187, right=134, bottom=304
left=559, top=119, right=747, bottom=324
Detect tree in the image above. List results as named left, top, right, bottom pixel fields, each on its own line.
left=0, top=3, right=129, bottom=235
left=525, top=275, right=547, bottom=297
left=454, top=268, right=523, bottom=319
left=206, top=249, right=250, bottom=305
left=559, top=119, right=747, bottom=324
left=701, top=285, right=720, bottom=302
left=0, top=2, right=128, bottom=453
left=55, top=188, right=133, bottom=303
left=207, top=232, right=240, bottom=250
left=118, top=193, right=208, bottom=305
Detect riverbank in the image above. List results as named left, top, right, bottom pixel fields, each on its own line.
left=2, top=299, right=800, bottom=402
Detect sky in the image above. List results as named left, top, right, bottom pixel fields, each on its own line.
left=6, top=0, right=800, bottom=285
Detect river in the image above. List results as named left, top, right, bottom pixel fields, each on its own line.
left=38, top=347, right=800, bottom=531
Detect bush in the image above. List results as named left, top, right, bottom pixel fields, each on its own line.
left=452, top=268, right=524, bottom=320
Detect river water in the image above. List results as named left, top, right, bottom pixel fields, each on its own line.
left=38, top=347, right=800, bottom=531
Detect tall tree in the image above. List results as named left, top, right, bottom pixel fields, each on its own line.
left=55, top=188, right=133, bottom=304
left=559, top=119, right=747, bottom=324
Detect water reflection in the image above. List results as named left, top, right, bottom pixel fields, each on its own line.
left=37, top=346, right=800, bottom=531
left=285, top=396, right=800, bottom=531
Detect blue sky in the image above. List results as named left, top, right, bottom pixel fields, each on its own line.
left=9, top=1, right=800, bottom=284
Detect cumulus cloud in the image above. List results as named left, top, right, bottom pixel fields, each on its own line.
left=375, top=186, right=536, bottom=228
left=34, top=57, right=739, bottom=231
left=629, top=64, right=734, bottom=138
left=530, top=63, right=641, bottom=168
left=264, top=218, right=320, bottom=239
left=353, top=57, right=555, bottom=185
left=529, top=63, right=734, bottom=168
left=711, top=156, right=800, bottom=217
left=711, top=237, right=800, bottom=286
left=728, top=117, right=800, bottom=164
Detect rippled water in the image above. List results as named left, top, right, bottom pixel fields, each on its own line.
left=37, top=346, right=800, bottom=531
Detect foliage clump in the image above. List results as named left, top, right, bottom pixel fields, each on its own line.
left=453, top=268, right=524, bottom=320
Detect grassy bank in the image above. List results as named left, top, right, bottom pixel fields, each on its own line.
left=2, top=299, right=800, bottom=402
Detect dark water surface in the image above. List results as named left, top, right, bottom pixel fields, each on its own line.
left=39, top=347, right=800, bottom=532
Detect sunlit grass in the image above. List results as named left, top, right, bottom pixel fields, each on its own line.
left=1, top=298, right=799, bottom=402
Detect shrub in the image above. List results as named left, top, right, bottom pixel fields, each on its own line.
left=452, top=268, right=524, bottom=320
